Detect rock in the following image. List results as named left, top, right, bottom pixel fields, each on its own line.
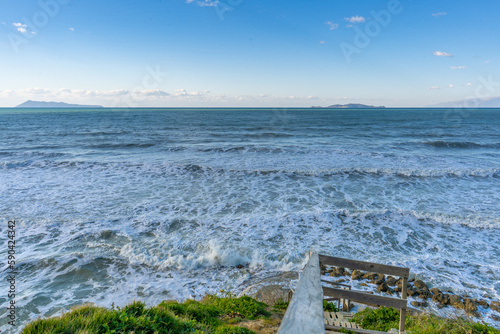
left=417, top=289, right=432, bottom=300
left=376, top=283, right=389, bottom=292
left=250, top=285, right=292, bottom=306
left=352, top=270, right=364, bottom=280
left=236, top=264, right=244, bottom=269
left=437, top=303, right=446, bottom=309
left=406, top=288, right=417, bottom=297
left=430, top=288, right=442, bottom=295
left=449, top=295, right=465, bottom=309
left=385, top=277, right=398, bottom=286
left=411, top=301, right=428, bottom=307
left=360, top=283, right=368, bottom=287
left=369, top=279, right=385, bottom=285
left=409, top=277, right=415, bottom=283
left=394, top=286, right=401, bottom=292
left=464, top=298, right=478, bottom=316
left=240, top=271, right=298, bottom=306
left=432, top=293, right=450, bottom=305
left=363, top=272, right=378, bottom=280
left=413, top=280, right=428, bottom=290
left=491, top=301, right=500, bottom=313
left=477, top=300, right=489, bottom=308
left=491, top=314, right=500, bottom=322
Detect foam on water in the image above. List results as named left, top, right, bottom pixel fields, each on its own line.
left=0, top=108, right=499, bottom=331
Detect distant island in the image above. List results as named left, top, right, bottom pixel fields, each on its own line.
left=311, top=103, right=385, bottom=109
left=15, top=100, right=104, bottom=108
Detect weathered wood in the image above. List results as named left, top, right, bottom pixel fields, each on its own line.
left=321, top=279, right=352, bottom=288
left=325, top=325, right=390, bottom=334
left=278, top=252, right=325, bottom=334
left=323, top=287, right=408, bottom=309
left=399, top=276, right=408, bottom=333
left=319, top=254, right=409, bottom=278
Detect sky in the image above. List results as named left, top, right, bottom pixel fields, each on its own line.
left=0, top=0, right=499, bottom=107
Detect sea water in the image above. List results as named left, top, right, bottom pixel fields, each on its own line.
left=0, top=108, right=499, bottom=330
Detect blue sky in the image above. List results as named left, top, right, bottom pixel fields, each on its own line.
left=0, top=0, right=499, bottom=107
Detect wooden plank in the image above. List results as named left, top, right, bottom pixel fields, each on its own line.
left=321, top=279, right=352, bottom=288
left=325, top=324, right=390, bottom=334
left=278, top=252, right=325, bottom=334
left=323, top=287, right=408, bottom=309
left=399, top=276, right=408, bottom=334
left=319, top=254, right=409, bottom=278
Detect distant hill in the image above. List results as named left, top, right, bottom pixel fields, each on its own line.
left=15, top=100, right=104, bottom=108
left=431, top=96, right=500, bottom=108
left=311, top=103, right=385, bottom=109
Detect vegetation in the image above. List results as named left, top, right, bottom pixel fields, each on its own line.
left=22, top=294, right=270, bottom=334
left=322, top=300, right=339, bottom=312
left=352, top=307, right=500, bottom=334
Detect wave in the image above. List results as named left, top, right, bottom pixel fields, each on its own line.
left=85, top=143, right=157, bottom=149
left=423, top=140, right=500, bottom=149
left=1, top=159, right=499, bottom=178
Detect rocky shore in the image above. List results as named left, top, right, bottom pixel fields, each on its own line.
left=321, top=265, right=500, bottom=322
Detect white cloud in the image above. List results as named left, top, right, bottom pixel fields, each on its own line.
left=69, top=27, right=74, bottom=31
left=450, top=66, right=466, bottom=70
left=326, top=21, right=339, bottom=30
left=345, top=16, right=365, bottom=23
left=186, top=0, right=219, bottom=7
left=448, top=84, right=454, bottom=88
left=13, top=22, right=28, bottom=33
left=427, top=86, right=440, bottom=90
left=466, top=83, right=472, bottom=87
left=13, top=22, right=36, bottom=35
left=433, top=51, right=453, bottom=57
left=319, top=40, right=325, bottom=44
left=1, top=87, right=363, bottom=107
left=431, top=12, right=447, bottom=17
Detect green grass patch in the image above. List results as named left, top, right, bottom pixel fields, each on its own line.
left=352, top=306, right=500, bottom=334
left=21, top=294, right=271, bottom=334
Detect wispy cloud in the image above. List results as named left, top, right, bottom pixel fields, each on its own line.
left=427, top=86, right=440, bottom=90
left=484, top=60, right=490, bottom=64
left=69, top=27, right=74, bottom=31
left=13, top=22, right=28, bottom=33
left=186, top=0, right=219, bottom=7
left=326, top=21, right=339, bottom=30
left=450, top=66, right=466, bottom=70
left=433, top=51, right=452, bottom=57
left=345, top=16, right=365, bottom=24
left=431, top=12, right=447, bottom=17
left=466, top=83, right=472, bottom=87
left=13, top=22, right=36, bottom=35
left=319, top=40, right=326, bottom=44
left=448, top=84, right=454, bottom=88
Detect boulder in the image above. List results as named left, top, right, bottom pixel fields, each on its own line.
left=464, top=298, right=478, bottom=317
left=363, top=272, right=379, bottom=280
left=413, top=280, right=428, bottom=290
left=449, top=295, right=465, bottom=309
left=411, top=301, right=428, bottom=307
left=351, top=270, right=364, bottom=280
left=491, top=301, right=500, bottom=313
left=417, top=289, right=432, bottom=300
left=477, top=300, right=489, bottom=308
left=430, top=288, right=442, bottom=295
left=250, top=285, right=292, bottom=306
left=432, top=293, right=450, bottom=305
left=385, top=277, right=398, bottom=286
left=376, top=283, right=389, bottom=293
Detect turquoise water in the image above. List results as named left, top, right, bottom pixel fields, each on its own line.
left=0, top=108, right=499, bottom=330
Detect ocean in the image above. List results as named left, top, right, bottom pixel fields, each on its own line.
left=0, top=108, right=499, bottom=331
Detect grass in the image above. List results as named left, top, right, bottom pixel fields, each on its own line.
left=352, top=307, right=500, bottom=334
left=22, top=294, right=270, bottom=334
